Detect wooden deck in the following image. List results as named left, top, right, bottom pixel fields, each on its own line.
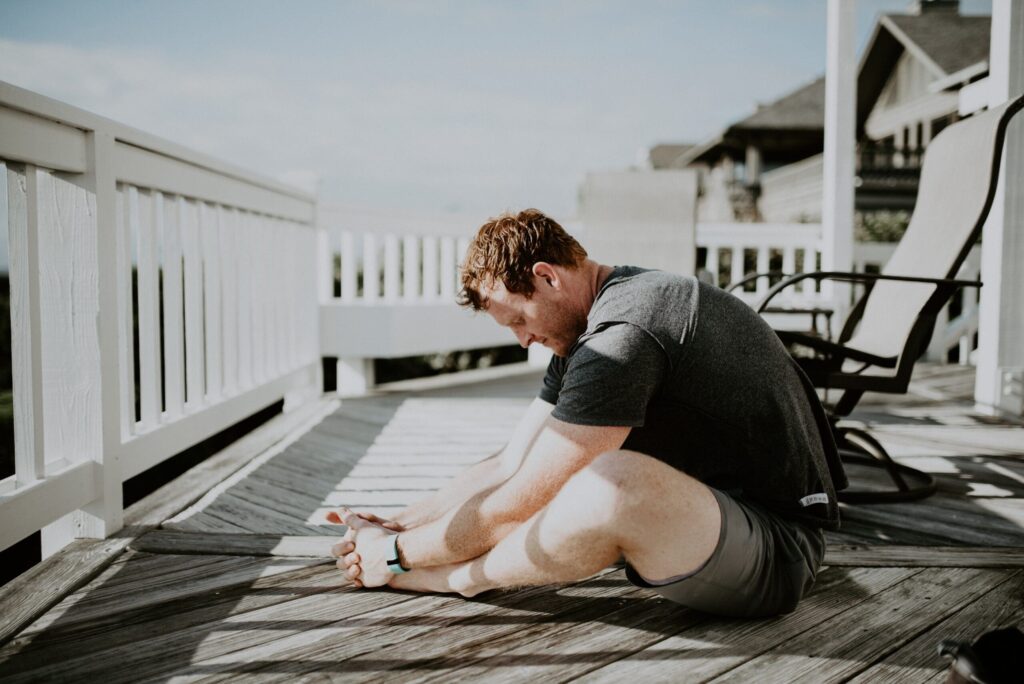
left=1, top=363, right=1022, bottom=682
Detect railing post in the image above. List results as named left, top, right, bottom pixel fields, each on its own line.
left=975, top=0, right=1024, bottom=416
left=42, top=131, right=124, bottom=556
left=337, top=357, right=375, bottom=396
left=822, top=0, right=857, bottom=313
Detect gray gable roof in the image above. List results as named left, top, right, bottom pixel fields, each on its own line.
left=733, top=77, right=825, bottom=131
left=648, top=144, right=697, bottom=169
left=884, top=13, right=990, bottom=76
left=856, top=12, right=990, bottom=135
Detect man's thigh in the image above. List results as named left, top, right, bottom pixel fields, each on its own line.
left=625, top=486, right=826, bottom=618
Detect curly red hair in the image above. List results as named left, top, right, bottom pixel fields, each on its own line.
left=458, top=209, right=587, bottom=311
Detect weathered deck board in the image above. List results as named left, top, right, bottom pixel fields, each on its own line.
left=0, top=556, right=334, bottom=670
left=185, top=570, right=631, bottom=682
left=2, top=364, right=1023, bottom=682
left=708, top=567, right=1014, bottom=683
left=846, top=570, right=1024, bottom=684
left=575, top=566, right=921, bottom=684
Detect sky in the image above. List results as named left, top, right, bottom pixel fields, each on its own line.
left=0, top=0, right=993, bottom=222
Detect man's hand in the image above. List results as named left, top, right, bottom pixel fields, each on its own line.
left=327, top=507, right=402, bottom=588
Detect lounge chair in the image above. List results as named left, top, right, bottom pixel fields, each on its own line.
left=751, top=93, right=1024, bottom=503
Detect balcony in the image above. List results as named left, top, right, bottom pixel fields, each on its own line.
left=1, top=82, right=1021, bottom=681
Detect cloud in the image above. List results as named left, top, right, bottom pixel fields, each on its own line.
left=0, top=29, right=826, bottom=218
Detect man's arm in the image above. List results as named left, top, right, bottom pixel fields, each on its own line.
left=389, top=398, right=556, bottom=529
left=342, top=415, right=629, bottom=586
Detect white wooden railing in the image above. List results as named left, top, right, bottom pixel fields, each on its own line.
left=319, top=221, right=983, bottom=394
left=0, top=82, right=321, bottom=554
left=698, top=222, right=981, bottom=361
left=319, top=228, right=513, bottom=394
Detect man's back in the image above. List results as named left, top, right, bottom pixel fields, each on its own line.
left=540, top=266, right=845, bottom=529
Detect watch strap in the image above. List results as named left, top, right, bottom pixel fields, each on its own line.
left=386, top=534, right=408, bottom=574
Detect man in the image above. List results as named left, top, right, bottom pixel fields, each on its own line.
left=330, top=208, right=845, bottom=618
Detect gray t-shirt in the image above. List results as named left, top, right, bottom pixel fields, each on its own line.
left=539, top=266, right=846, bottom=529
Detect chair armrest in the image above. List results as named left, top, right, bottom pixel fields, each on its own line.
left=756, top=271, right=982, bottom=313
left=725, top=271, right=788, bottom=293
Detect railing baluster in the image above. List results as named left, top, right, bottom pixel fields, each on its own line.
left=201, top=202, right=223, bottom=400
left=384, top=233, right=400, bottom=302
left=277, top=220, right=291, bottom=374
left=261, top=216, right=277, bottom=380
left=363, top=233, right=380, bottom=301
left=802, top=245, right=817, bottom=294
left=181, top=197, right=205, bottom=407
left=220, top=207, right=239, bottom=394
left=730, top=245, right=744, bottom=289
left=250, top=214, right=265, bottom=384
left=755, top=246, right=770, bottom=295
left=457, top=237, right=470, bottom=293
left=6, top=163, right=46, bottom=484
left=440, top=236, right=456, bottom=300
left=161, top=194, right=185, bottom=418
left=422, top=235, right=439, bottom=300
left=341, top=230, right=357, bottom=302
left=403, top=234, right=420, bottom=301
left=782, top=247, right=795, bottom=279
left=705, top=245, right=719, bottom=286
left=136, top=189, right=162, bottom=429
left=118, top=187, right=137, bottom=430
left=236, top=210, right=253, bottom=389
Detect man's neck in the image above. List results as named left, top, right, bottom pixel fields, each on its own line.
left=578, top=260, right=614, bottom=312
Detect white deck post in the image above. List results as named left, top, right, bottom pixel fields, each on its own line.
left=975, top=0, right=1024, bottom=417
left=822, top=0, right=856, bottom=314
left=41, top=131, right=124, bottom=556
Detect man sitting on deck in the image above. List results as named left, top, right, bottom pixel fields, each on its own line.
left=330, top=208, right=846, bottom=618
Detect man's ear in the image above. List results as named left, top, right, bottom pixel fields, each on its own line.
left=532, top=262, right=559, bottom=288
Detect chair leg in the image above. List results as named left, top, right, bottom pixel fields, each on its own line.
left=835, top=425, right=938, bottom=504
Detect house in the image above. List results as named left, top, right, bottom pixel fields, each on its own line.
left=661, top=77, right=824, bottom=223
left=654, top=0, right=991, bottom=232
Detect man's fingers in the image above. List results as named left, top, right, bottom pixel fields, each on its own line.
left=344, top=551, right=360, bottom=566
left=346, top=563, right=361, bottom=580
left=356, top=511, right=403, bottom=531
left=330, top=541, right=354, bottom=558
left=327, top=507, right=363, bottom=528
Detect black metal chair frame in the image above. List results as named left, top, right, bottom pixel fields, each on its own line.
left=738, top=93, right=1024, bottom=504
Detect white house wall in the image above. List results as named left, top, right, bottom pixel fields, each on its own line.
left=865, top=49, right=960, bottom=143
left=760, top=153, right=824, bottom=223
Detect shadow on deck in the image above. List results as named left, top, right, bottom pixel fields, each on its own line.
left=0, top=363, right=1021, bottom=682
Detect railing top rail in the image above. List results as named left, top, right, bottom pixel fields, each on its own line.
left=0, top=80, right=314, bottom=204
left=696, top=222, right=822, bottom=244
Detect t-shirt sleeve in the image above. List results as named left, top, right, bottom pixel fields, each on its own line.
left=538, top=354, right=566, bottom=406
left=550, top=323, right=669, bottom=427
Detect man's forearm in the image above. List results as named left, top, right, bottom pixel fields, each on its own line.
left=395, top=474, right=543, bottom=569
left=393, top=453, right=508, bottom=529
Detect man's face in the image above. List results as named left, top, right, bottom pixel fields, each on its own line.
left=481, top=273, right=586, bottom=358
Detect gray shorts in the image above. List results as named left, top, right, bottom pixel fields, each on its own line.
left=625, top=488, right=826, bottom=618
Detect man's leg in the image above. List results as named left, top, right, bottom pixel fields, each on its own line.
left=390, top=449, right=721, bottom=596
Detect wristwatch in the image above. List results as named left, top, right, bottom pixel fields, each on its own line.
left=386, top=534, right=408, bottom=574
